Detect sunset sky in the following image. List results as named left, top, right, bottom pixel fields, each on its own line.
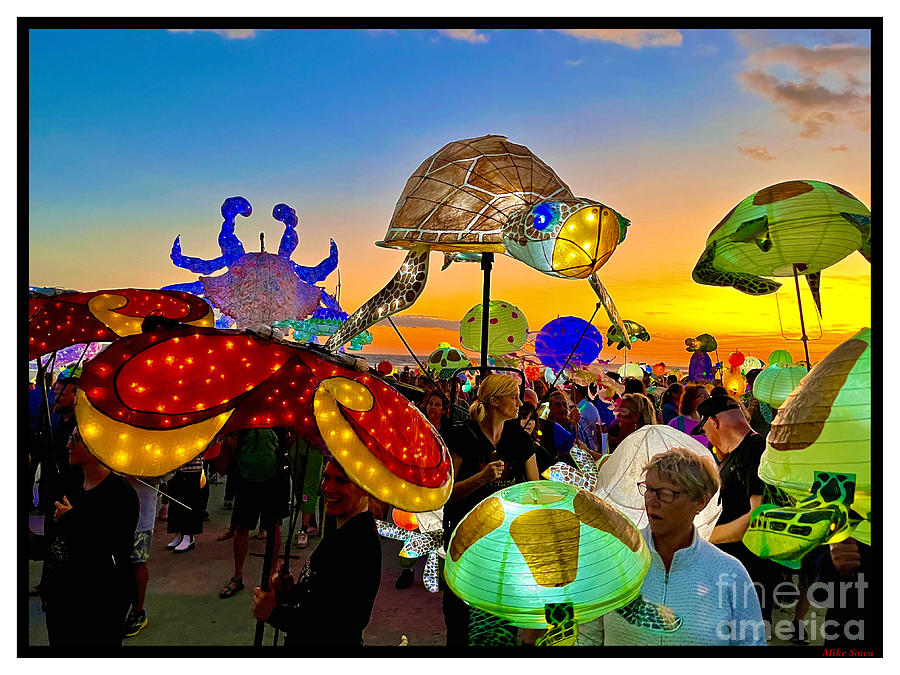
left=28, top=26, right=873, bottom=367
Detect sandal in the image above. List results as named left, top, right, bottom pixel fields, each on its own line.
left=219, top=577, right=244, bottom=599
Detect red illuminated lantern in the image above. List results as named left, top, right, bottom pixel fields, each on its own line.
left=378, top=360, right=395, bottom=375
left=392, top=509, right=420, bottom=531
left=728, top=351, right=746, bottom=369
left=652, top=363, right=666, bottom=377
left=75, top=326, right=453, bottom=512
left=28, top=288, right=214, bottom=360
left=524, top=364, right=543, bottom=382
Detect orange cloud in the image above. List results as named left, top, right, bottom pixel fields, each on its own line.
left=737, top=145, right=775, bottom=161
left=555, top=29, right=682, bottom=49
left=437, top=29, right=489, bottom=44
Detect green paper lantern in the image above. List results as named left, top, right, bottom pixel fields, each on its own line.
left=459, top=300, right=528, bottom=355
left=746, top=330, right=871, bottom=567
left=443, top=481, right=651, bottom=629
left=752, top=364, right=808, bottom=408
left=768, top=349, right=793, bottom=366
left=618, top=363, right=643, bottom=379
left=426, top=342, right=471, bottom=379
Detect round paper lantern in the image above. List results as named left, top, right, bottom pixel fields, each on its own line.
left=756, top=327, right=871, bottom=546
left=377, top=360, right=395, bottom=375
left=752, top=364, right=808, bottom=408
left=427, top=342, right=471, bottom=379
left=444, top=481, right=651, bottom=628
left=618, top=363, right=643, bottom=379
left=742, top=355, right=764, bottom=372
left=593, top=426, right=722, bottom=540
left=728, top=351, right=745, bottom=369
left=768, top=349, right=794, bottom=366
left=524, top=364, right=543, bottom=382
left=535, top=317, right=603, bottom=370
left=722, top=368, right=747, bottom=398
left=652, top=363, right=666, bottom=377
left=688, top=351, right=713, bottom=382
left=459, top=300, right=528, bottom=355
left=392, top=509, right=420, bottom=531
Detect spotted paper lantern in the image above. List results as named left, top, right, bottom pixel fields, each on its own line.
left=524, top=364, right=543, bottom=382
left=593, top=426, right=722, bottom=540
left=755, top=327, right=871, bottom=547
left=427, top=342, right=471, bottom=380
left=535, top=317, right=603, bottom=370
left=444, top=481, right=651, bottom=628
left=768, top=349, right=794, bottom=366
left=618, top=363, right=643, bottom=379
left=459, top=300, right=528, bottom=355
left=392, top=509, right=420, bottom=531
left=752, top=364, right=808, bottom=408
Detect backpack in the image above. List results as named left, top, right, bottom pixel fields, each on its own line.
left=235, top=428, right=279, bottom=482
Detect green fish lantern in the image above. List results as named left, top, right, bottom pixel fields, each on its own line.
left=692, top=180, right=871, bottom=314
left=444, top=481, right=681, bottom=636
left=743, top=328, right=871, bottom=567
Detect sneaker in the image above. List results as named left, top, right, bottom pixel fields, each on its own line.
left=296, top=530, right=309, bottom=548
left=395, top=569, right=414, bottom=590
left=174, top=535, right=195, bottom=553
left=223, top=499, right=234, bottom=510
left=124, top=609, right=148, bottom=637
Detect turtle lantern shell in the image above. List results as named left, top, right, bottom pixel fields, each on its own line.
left=443, top=481, right=650, bottom=629
left=459, top=300, right=529, bottom=355
left=758, top=328, right=871, bottom=544
left=377, top=134, right=574, bottom=254
left=697, top=179, right=870, bottom=279
left=427, top=344, right=471, bottom=379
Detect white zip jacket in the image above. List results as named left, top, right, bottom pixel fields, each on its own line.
left=603, top=526, right=767, bottom=646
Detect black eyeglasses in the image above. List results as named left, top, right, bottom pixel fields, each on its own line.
left=637, top=482, right=683, bottom=503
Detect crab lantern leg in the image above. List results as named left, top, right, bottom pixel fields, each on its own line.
left=325, top=245, right=430, bottom=351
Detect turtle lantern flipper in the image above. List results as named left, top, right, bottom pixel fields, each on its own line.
left=615, top=596, right=682, bottom=633
left=325, top=245, right=430, bottom=351
left=743, top=472, right=861, bottom=568
left=589, top=273, right=629, bottom=341
left=691, top=241, right=782, bottom=296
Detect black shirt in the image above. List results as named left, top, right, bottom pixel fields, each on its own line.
left=716, top=431, right=766, bottom=526
left=441, top=418, right=536, bottom=540
left=39, top=473, right=138, bottom=619
left=268, top=511, right=382, bottom=646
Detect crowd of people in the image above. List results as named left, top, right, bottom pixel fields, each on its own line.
left=26, top=358, right=871, bottom=648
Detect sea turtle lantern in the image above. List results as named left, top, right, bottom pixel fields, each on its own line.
left=325, top=135, right=632, bottom=351
left=444, top=481, right=681, bottom=638
left=692, top=180, right=871, bottom=315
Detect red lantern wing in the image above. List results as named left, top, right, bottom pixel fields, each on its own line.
left=28, top=289, right=213, bottom=360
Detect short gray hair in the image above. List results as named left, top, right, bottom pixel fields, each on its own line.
left=642, top=447, right=720, bottom=500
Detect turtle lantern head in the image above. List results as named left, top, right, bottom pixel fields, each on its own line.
left=501, top=198, right=630, bottom=279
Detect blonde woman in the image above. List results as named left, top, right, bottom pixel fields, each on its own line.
left=441, top=373, right=539, bottom=646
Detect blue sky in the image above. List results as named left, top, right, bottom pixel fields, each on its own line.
left=28, top=26, right=872, bottom=361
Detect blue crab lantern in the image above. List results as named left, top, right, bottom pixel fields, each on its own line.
left=163, top=197, right=340, bottom=328
left=535, top=317, right=603, bottom=370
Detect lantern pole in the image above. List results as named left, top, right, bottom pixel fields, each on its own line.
left=792, top=265, right=812, bottom=371
left=479, top=253, right=494, bottom=379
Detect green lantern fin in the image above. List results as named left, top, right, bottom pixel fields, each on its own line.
left=692, top=242, right=782, bottom=295
left=730, top=215, right=772, bottom=252
left=806, top=272, right=822, bottom=316
left=615, top=596, right=682, bottom=632
left=839, top=212, right=871, bottom=262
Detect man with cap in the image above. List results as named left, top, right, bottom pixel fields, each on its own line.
left=693, top=396, right=780, bottom=623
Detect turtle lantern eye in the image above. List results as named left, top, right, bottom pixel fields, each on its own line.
left=532, top=203, right=560, bottom=232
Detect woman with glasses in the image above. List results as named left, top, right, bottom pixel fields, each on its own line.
left=602, top=447, right=765, bottom=646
